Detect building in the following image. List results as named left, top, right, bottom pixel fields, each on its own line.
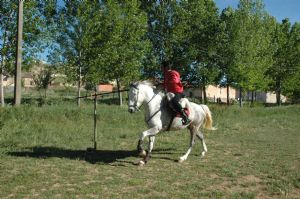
left=97, top=84, right=114, bottom=92
left=185, top=85, right=287, bottom=104
left=245, top=91, right=287, bottom=103
left=184, top=85, right=238, bottom=103
left=2, top=73, right=34, bottom=88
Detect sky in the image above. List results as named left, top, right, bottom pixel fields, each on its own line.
left=214, top=0, right=300, bottom=24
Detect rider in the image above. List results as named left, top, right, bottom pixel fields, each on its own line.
left=162, top=61, right=191, bottom=125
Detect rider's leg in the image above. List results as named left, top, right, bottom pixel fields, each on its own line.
left=171, top=93, right=191, bottom=125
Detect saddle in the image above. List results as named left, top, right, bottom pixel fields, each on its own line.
left=175, top=108, right=190, bottom=118
left=164, top=96, right=190, bottom=118
left=161, top=95, right=191, bottom=130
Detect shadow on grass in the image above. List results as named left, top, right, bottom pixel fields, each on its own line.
left=7, top=146, right=137, bottom=165
left=7, top=146, right=177, bottom=165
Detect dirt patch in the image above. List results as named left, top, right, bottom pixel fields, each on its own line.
left=289, top=188, right=300, bottom=199
left=241, top=175, right=262, bottom=183
left=209, top=173, right=219, bottom=179
left=205, top=176, right=270, bottom=198
left=52, top=183, right=62, bottom=188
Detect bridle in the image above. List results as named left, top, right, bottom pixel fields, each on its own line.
left=129, top=84, right=142, bottom=111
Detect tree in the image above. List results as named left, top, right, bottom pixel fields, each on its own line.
left=182, top=0, right=220, bottom=103
left=14, top=0, right=24, bottom=105
left=140, top=1, right=191, bottom=78
left=0, top=0, right=56, bottom=106
left=52, top=0, right=93, bottom=107
left=217, top=6, right=238, bottom=105
left=83, top=1, right=150, bottom=105
left=218, top=0, right=275, bottom=106
left=233, top=0, right=275, bottom=106
left=0, top=1, right=17, bottom=106
left=33, top=65, right=54, bottom=99
left=268, top=20, right=300, bottom=104
left=284, top=23, right=300, bottom=102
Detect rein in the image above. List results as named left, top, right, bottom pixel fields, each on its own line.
left=145, top=106, right=161, bottom=124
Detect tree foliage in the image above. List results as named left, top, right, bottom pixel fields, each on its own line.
left=0, top=0, right=56, bottom=105
left=2, top=0, right=300, bottom=105
left=267, top=20, right=300, bottom=104
left=140, top=0, right=193, bottom=79
left=0, top=0, right=52, bottom=73
left=84, top=1, right=150, bottom=85
left=233, top=0, right=275, bottom=92
left=54, top=1, right=149, bottom=84
left=33, top=64, right=54, bottom=98
left=217, top=0, right=277, bottom=105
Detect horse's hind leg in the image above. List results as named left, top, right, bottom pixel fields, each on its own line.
left=179, top=128, right=196, bottom=163
left=196, top=130, right=207, bottom=157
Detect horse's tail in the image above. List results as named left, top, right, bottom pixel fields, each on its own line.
left=200, top=105, right=217, bottom=131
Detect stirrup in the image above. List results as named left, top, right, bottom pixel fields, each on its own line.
left=182, top=118, right=191, bottom=125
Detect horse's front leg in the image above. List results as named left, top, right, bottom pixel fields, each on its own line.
left=137, top=139, right=146, bottom=157
left=137, top=127, right=160, bottom=166
left=141, top=136, right=155, bottom=164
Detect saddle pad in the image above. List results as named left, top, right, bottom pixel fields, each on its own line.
left=176, top=108, right=190, bottom=118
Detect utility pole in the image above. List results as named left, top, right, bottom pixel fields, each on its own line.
left=14, top=0, right=24, bottom=105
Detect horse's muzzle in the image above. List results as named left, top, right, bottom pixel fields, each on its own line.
left=128, top=108, right=134, bottom=113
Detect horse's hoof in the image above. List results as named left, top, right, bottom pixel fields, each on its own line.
left=139, top=150, right=147, bottom=157
left=178, top=158, right=185, bottom=163
left=138, top=160, right=145, bottom=166
left=201, top=152, right=206, bottom=158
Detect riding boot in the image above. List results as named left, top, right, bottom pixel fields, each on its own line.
left=180, top=109, right=191, bottom=125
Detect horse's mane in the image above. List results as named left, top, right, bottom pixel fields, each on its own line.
left=139, top=80, right=155, bottom=88
left=133, top=80, right=165, bottom=96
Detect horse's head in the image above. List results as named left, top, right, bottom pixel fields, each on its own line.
left=128, top=82, right=143, bottom=113
left=128, top=81, right=155, bottom=113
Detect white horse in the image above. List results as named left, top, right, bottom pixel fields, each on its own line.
left=128, top=81, right=216, bottom=166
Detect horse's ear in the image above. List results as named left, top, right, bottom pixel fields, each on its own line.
left=145, top=79, right=156, bottom=89
left=129, top=82, right=138, bottom=89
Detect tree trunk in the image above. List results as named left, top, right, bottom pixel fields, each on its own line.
left=93, top=86, right=97, bottom=150
left=276, top=91, right=281, bottom=106
left=116, top=77, right=122, bottom=106
left=251, top=91, right=254, bottom=106
left=14, top=0, right=24, bottom=106
left=77, top=65, right=81, bottom=107
left=0, top=72, right=4, bottom=107
left=44, top=89, right=47, bottom=99
left=199, top=90, right=203, bottom=104
left=276, top=79, right=281, bottom=106
left=226, top=84, right=230, bottom=105
left=77, top=47, right=82, bottom=107
left=202, top=85, right=207, bottom=104
left=0, top=54, right=5, bottom=107
left=0, top=32, right=8, bottom=107
left=239, top=86, right=243, bottom=107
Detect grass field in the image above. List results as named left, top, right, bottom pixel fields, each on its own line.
left=0, top=100, right=299, bottom=198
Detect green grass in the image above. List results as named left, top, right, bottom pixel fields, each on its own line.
left=0, top=101, right=299, bottom=198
